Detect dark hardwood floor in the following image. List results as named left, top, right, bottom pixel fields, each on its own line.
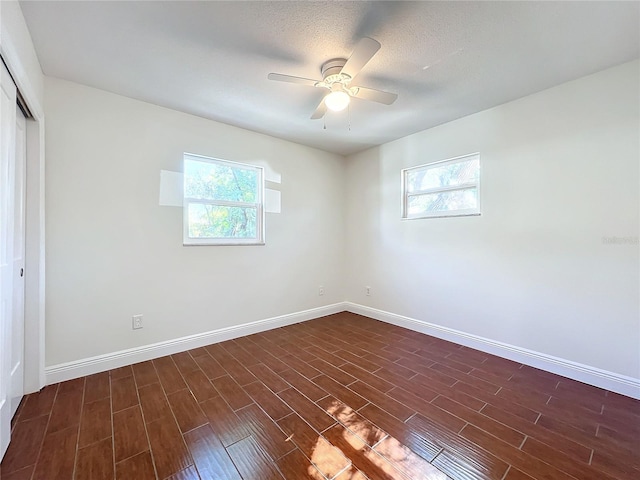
left=1, top=312, right=639, bottom=479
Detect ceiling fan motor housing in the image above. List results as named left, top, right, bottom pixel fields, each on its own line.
left=319, top=58, right=359, bottom=97
left=321, top=59, right=350, bottom=83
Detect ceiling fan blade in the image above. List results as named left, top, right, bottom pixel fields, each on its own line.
left=310, top=99, right=326, bottom=119
left=267, top=73, right=319, bottom=87
left=340, top=37, right=381, bottom=79
left=353, top=86, right=398, bottom=105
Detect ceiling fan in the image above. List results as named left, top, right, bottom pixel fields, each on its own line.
left=268, top=37, right=398, bottom=119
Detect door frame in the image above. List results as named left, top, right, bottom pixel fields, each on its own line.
left=1, top=32, right=46, bottom=394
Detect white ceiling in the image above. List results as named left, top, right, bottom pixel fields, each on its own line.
left=19, top=1, right=640, bottom=156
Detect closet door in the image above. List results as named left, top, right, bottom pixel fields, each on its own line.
left=0, top=59, right=18, bottom=459
left=10, top=105, right=26, bottom=417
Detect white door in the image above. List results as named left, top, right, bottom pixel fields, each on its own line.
left=0, top=60, right=18, bottom=459
left=10, top=105, right=26, bottom=417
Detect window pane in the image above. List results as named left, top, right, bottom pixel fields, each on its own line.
left=407, top=157, right=479, bottom=192
left=188, top=203, right=257, bottom=239
left=185, top=158, right=258, bottom=202
left=408, top=188, right=478, bottom=215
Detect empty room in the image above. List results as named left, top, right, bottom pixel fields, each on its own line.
left=0, top=1, right=638, bottom=479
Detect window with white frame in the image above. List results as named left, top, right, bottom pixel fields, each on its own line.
left=402, top=153, right=480, bottom=219
left=183, top=153, right=264, bottom=245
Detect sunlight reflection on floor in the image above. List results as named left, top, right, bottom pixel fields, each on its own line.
left=308, top=397, right=448, bottom=480
left=308, top=436, right=351, bottom=479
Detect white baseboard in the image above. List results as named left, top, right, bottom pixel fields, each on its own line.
left=345, top=302, right=640, bottom=400
left=46, top=301, right=640, bottom=400
left=45, top=303, right=346, bottom=385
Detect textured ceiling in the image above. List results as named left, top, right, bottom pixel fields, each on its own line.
left=19, top=1, right=640, bottom=155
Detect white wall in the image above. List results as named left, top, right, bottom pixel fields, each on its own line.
left=44, top=77, right=345, bottom=366
left=345, top=60, right=639, bottom=379
left=43, top=59, right=640, bottom=388
left=0, top=0, right=43, bottom=107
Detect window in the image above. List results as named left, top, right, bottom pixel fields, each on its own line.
left=402, top=153, right=480, bottom=219
left=183, top=153, right=264, bottom=245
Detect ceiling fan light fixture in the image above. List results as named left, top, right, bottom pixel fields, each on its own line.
left=324, top=90, right=350, bottom=112
left=268, top=37, right=396, bottom=119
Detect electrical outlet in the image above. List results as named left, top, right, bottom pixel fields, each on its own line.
left=319, top=285, right=325, bottom=296
left=132, top=314, right=143, bottom=330
left=366, top=286, right=371, bottom=296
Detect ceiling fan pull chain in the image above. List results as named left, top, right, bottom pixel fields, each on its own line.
left=348, top=103, right=351, bottom=131
left=323, top=115, right=327, bottom=130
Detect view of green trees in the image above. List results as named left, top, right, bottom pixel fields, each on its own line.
left=406, top=157, right=479, bottom=214
left=408, top=188, right=478, bottom=214
left=184, top=158, right=260, bottom=239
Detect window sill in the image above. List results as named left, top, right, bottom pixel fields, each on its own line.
left=402, top=212, right=481, bottom=220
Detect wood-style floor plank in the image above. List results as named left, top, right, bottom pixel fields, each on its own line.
left=278, top=368, right=327, bottom=401
left=407, top=412, right=510, bottom=480
left=312, top=375, right=367, bottom=410
left=31, top=425, right=79, bottom=480
left=17, top=384, right=58, bottom=421
left=111, top=375, right=139, bottom=413
left=132, top=361, right=160, bottom=387
left=242, top=380, right=293, bottom=421
left=115, top=451, right=156, bottom=480
left=183, top=424, right=241, bottom=480
left=199, top=395, right=249, bottom=447
left=211, top=375, right=252, bottom=411
left=154, top=356, right=188, bottom=394
left=172, top=352, right=201, bottom=375
left=459, top=424, right=574, bottom=480
left=2, top=312, right=638, bottom=480
left=226, top=436, right=284, bottom=480
left=349, top=381, right=415, bottom=421
left=192, top=353, right=227, bottom=380
left=317, top=396, right=387, bottom=448
left=182, top=369, right=218, bottom=403
left=323, top=423, right=408, bottom=480
left=276, top=412, right=350, bottom=479
left=146, top=415, right=193, bottom=479
left=1, top=465, right=35, bottom=480
left=113, top=405, right=149, bottom=463
left=78, top=397, right=112, bottom=448
left=277, top=387, right=336, bottom=432
left=373, top=435, right=448, bottom=480
left=166, top=389, right=208, bottom=434
left=480, top=403, right=593, bottom=463
left=138, top=383, right=172, bottom=424
left=236, top=404, right=296, bottom=460
left=275, top=448, right=324, bottom=479
left=83, top=372, right=110, bottom=404
left=166, top=465, right=201, bottom=480
left=75, top=437, right=114, bottom=480
left=0, top=415, right=49, bottom=474
left=245, top=362, right=290, bottom=393
left=358, top=403, right=443, bottom=463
